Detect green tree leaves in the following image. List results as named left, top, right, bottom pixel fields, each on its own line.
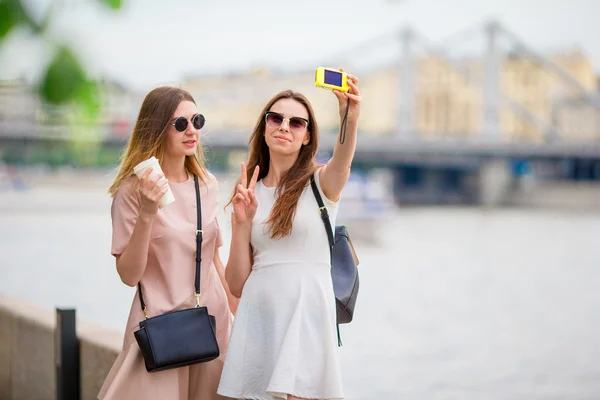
left=0, top=0, right=28, bottom=39
left=41, top=46, right=87, bottom=104
left=1, top=0, right=124, bottom=166
left=100, top=0, right=122, bottom=10
left=1, top=0, right=123, bottom=113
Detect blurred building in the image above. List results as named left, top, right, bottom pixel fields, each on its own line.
left=182, top=50, right=599, bottom=142
left=0, top=77, right=141, bottom=138
left=0, top=78, right=37, bottom=122
left=0, top=46, right=598, bottom=144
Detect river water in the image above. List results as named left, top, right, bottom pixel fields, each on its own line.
left=1, top=174, right=599, bottom=399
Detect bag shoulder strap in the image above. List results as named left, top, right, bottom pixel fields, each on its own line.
left=310, top=173, right=344, bottom=347
left=138, top=175, right=203, bottom=318
left=310, top=175, right=334, bottom=249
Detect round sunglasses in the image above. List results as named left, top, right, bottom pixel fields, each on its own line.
left=265, top=111, right=308, bottom=133
left=171, top=113, right=205, bottom=132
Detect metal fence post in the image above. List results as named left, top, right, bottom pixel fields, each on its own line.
left=55, top=308, right=80, bottom=400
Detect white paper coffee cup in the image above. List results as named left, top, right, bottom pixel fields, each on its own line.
left=133, top=156, right=175, bottom=209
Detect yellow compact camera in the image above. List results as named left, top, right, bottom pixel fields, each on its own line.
left=315, top=67, right=349, bottom=93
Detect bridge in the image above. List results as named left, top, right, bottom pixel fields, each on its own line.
left=1, top=20, right=599, bottom=205
left=2, top=123, right=600, bottom=162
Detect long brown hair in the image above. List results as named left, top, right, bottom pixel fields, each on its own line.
left=108, top=86, right=209, bottom=196
left=228, top=90, right=321, bottom=239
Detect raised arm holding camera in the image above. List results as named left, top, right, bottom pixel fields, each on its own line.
left=218, top=69, right=362, bottom=400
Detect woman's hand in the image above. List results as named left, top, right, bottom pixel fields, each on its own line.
left=333, top=71, right=362, bottom=125
left=232, top=162, right=259, bottom=226
left=138, top=168, right=169, bottom=216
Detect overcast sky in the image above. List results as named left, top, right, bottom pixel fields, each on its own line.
left=1, top=0, right=598, bottom=90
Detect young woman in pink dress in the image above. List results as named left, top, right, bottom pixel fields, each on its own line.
left=98, top=86, right=238, bottom=400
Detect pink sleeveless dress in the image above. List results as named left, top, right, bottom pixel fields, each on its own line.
left=98, top=174, right=232, bottom=400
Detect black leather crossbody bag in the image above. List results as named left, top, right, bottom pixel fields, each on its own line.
left=310, top=176, right=360, bottom=326
left=133, top=175, right=220, bottom=372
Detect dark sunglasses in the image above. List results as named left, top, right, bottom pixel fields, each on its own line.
left=265, top=111, right=308, bottom=133
left=171, top=113, right=205, bottom=132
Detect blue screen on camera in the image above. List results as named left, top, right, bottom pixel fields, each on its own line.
left=324, top=70, right=343, bottom=86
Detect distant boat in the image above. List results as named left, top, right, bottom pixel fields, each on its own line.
left=336, top=170, right=394, bottom=245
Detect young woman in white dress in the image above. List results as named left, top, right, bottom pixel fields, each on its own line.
left=217, top=73, right=362, bottom=400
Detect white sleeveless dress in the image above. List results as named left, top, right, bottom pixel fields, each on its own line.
left=218, top=170, right=344, bottom=400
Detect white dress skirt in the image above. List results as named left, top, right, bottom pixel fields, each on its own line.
left=218, top=170, right=344, bottom=400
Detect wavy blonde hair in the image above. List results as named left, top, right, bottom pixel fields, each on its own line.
left=108, top=86, right=208, bottom=196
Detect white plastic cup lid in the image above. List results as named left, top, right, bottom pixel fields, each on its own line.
left=133, top=156, right=159, bottom=175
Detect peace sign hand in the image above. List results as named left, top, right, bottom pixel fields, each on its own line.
left=232, top=162, right=259, bottom=226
